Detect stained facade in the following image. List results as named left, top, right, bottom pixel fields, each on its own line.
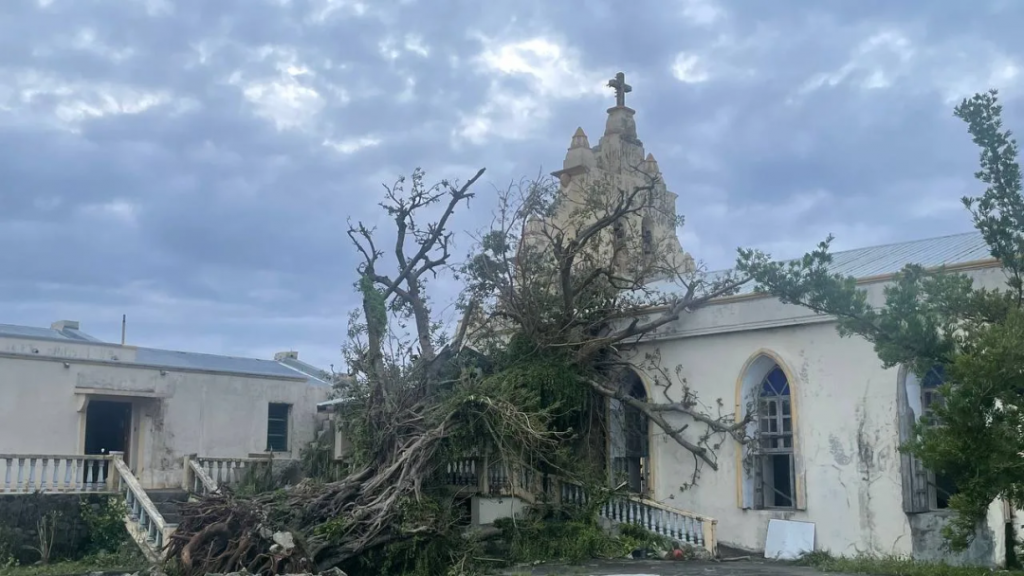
left=546, top=74, right=1014, bottom=566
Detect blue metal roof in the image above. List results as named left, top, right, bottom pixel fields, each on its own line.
left=133, top=347, right=319, bottom=381
left=653, top=230, right=996, bottom=297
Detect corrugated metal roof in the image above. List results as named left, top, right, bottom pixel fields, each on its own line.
left=133, top=347, right=317, bottom=381
left=0, top=323, right=99, bottom=342
left=278, top=356, right=332, bottom=383
left=0, top=322, right=330, bottom=383
left=652, top=230, right=995, bottom=296
left=64, top=328, right=104, bottom=342
left=814, top=230, right=992, bottom=279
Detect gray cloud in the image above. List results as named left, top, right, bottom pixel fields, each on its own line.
left=2, top=0, right=1022, bottom=368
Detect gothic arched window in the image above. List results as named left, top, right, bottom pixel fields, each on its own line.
left=754, top=365, right=795, bottom=508
left=899, top=365, right=957, bottom=512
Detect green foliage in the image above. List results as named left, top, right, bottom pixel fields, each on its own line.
left=736, top=89, right=1024, bottom=550
left=957, top=90, right=1024, bottom=298
left=0, top=538, right=18, bottom=572
left=798, top=549, right=1019, bottom=576
left=24, top=511, right=60, bottom=565
left=300, top=434, right=348, bottom=483
left=312, top=515, right=349, bottom=542
left=0, top=547, right=146, bottom=576
left=484, top=333, right=595, bottom=441
left=615, top=522, right=674, bottom=554
left=905, top=306, right=1024, bottom=549
left=79, top=497, right=129, bottom=555
left=0, top=496, right=143, bottom=575
left=358, top=273, right=388, bottom=334
left=231, top=463, right=277, bottom=497
left=495, top=505, right=670, bottom=565
left=331, top=165, right=738, bottom=574
left=499, top=514, right=622, bottom=564
left=347, top=498, right=480, bottom=576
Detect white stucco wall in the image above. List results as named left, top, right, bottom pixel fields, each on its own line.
left=637, top=265, right=1010, bottom=564
left=0, top=336, right=331, bottom=490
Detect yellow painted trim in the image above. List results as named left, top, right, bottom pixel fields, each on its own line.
left=733, top=348, right=802, bottom=510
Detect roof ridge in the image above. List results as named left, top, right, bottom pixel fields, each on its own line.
left=134, top=345, right=282, bottom=363
left=694, top=228, right=988, bottom=278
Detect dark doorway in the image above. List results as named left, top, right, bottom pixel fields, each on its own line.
left=610, top=370, right=649, bottom=495
left=85, top=400, right=132, bottom=463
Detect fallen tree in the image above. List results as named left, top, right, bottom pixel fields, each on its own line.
left=167, top=165, right=756, bottom=575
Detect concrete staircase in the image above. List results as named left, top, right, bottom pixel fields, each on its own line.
left=146, top=489, right=188, bottom=526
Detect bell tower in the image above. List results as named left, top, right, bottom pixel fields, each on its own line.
left=544, top=72, right=694, bottom=282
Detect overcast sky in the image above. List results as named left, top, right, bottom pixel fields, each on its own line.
left=2, top=0, right=1022, bottom=370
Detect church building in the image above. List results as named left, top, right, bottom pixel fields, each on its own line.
left=546, top=72, right=1013, bottom=566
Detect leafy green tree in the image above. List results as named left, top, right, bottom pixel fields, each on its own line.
left=735, top=89, right=1024, bottom=549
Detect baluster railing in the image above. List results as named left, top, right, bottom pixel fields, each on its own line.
left=183, top=454, right=219, bottom=495
left=433, top=458, right=720, bottom=556
left=445, top=457, right=479, bottom=486
left=487, top=459, right=507, bottom=494
left=192, top=456, right=274, bottom=490
left=0, top=454, right=116, bottom=493
left=555, top=479, right=717, bottom=556
left=110, top=453, right=175, bottom=560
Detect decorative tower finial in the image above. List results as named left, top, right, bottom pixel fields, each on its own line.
left=644, top=153, right=659, bottom=174
left=606, top=72, right=632, bottom=108
left=569, top=127, right=590, bottom=149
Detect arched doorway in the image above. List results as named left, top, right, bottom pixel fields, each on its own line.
left=609, top=369, right=650, bottom=495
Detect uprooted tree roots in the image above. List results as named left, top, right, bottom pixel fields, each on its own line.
left=168, top=454, right=448, bottom=575
left=166, top=376, right=568, bottom=576
left=169, top=492, right=304, bottom=575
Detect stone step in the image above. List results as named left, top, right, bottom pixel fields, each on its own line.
left=154, top=501, right=183, bottom=525
left=145, top=489, right=189, bottom=503
left=159, top=511, right=183, bottom=525
left=146, top=489, right=188, bottom=526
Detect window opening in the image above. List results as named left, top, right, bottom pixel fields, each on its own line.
left=267, top=403, right=290, bottom=452
left=754, top=365, right=795, bottom=509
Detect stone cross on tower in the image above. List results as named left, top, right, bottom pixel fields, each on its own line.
left=607, top=72, right=632, bottom=108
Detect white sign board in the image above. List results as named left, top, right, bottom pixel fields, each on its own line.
left=764, top=518, right=815, bottom=560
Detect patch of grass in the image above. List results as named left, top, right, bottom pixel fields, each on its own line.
left=81, top=496, right=132, bottom=555
left=498, top=515, right=625, bottom=565
left=797, top=550, right=1019, bottom=576
left=0, top=545, right=148, bottom=576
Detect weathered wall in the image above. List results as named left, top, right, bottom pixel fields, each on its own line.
left=908, top=509, right=1002, bottom=565
left=0, top=494, right=103, bottom=563
left=0, top=339, right=331, bottom=490
left=638, top=266, right=1009, bottom=566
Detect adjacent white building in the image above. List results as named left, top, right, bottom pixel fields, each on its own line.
left=636, top=243, right=1008, bottom=565
left=0, top=320, right=332, bottom=489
